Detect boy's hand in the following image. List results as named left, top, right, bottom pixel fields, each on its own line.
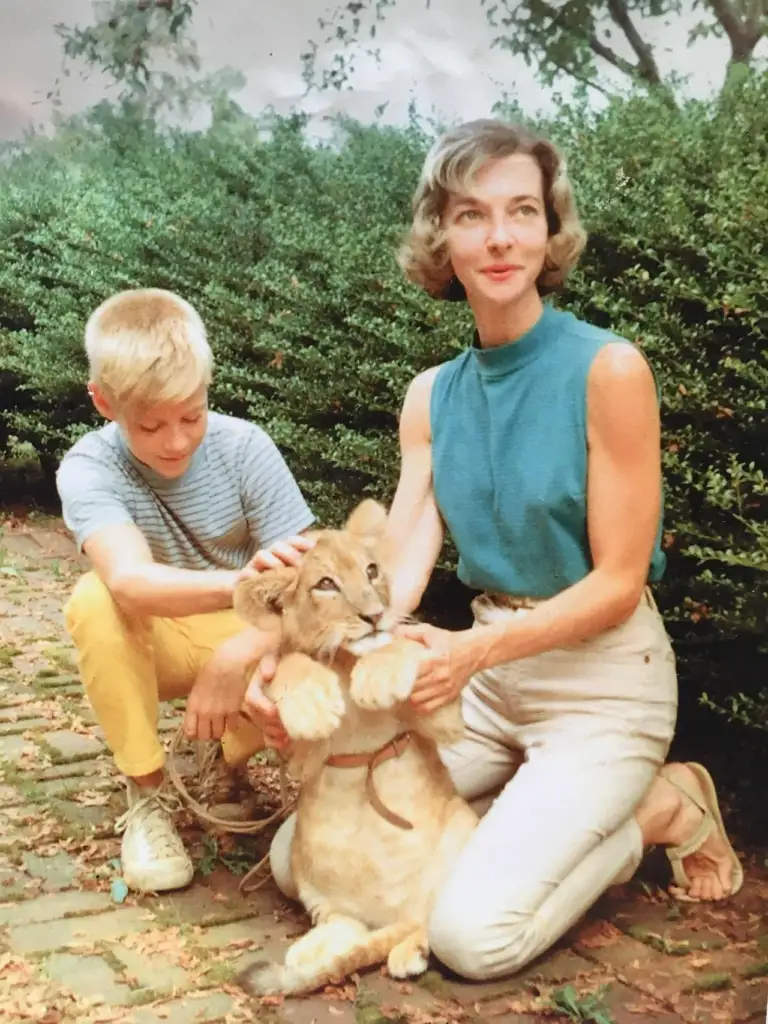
left=242, top=653, right=290, bottom=750
left=184, top=656, right=248, bottom=742
left=240, top=535, right=315, bottom=578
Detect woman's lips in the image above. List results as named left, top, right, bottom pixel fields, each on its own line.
left=481, top=265, right=523, bottom=282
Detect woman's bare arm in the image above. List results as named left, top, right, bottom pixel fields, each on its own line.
left=386, top=367, right=445, bottom=617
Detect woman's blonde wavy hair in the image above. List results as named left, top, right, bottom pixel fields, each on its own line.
left=398, top=119, right=587, bottom=299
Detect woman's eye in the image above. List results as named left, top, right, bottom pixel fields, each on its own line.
left=458, top=209, right=480, bottom=222
left=139, top=425, right=160, bottom=434
left=366, top=563, right=379, bottom=581
left=314, top=577, right=340, bottom=592
left=517, top=204, right=539, bottom=217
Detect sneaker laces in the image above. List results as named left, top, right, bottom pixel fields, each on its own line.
left=115, top=782, right=186, bottom=857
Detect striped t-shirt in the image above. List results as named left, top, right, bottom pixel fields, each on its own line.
left=56, top=412, right=314, bottom=571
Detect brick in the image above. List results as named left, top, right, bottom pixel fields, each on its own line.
left=0, top=865, right=36, bottom=899
left=0, top=734, right=36, bottom=760
left=8, top=906, right=154, bottom=954
left=361, top=971, right=446, bottom=1012
left=279, top=998, right=358, bottom=1023
left=0, top=615, right=46, bottom=636
left=0, top=705, right=51, bottom=722
left=21, top=850, right=78, bottom=891
left=602, top=981, right=687, bottom=1024
left=0, top=888, right=111, bottom=926
left=112, top=945, right=190, bottom=993
left=43, top=951, right=132, bottom=1004
left=0, top=717, right=53, bottom=735
left=36, top=758, right=113, bottom=780
left=41, top=729, right=104, bottom=759
left=195, top=918, right=264, bottom=949
left=153, top=886, right=268, bottom=928
left=130, top=992, right=235, bottom=1024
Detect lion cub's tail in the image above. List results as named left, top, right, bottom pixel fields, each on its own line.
left=238, top=921, right=425, bottom=998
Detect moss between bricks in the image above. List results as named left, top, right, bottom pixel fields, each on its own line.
left=415, top=968, right=452, bottom=998
left=0, top=645, right=22, bottom=667
left=34, top=735, right=102, bottom=767
left=626, top=925, right=726, bottom=955
left=687, top=972, right=733, bottom=992
left=356, top=987, right=405, bottom=1024
left=742, top=960, right=768, bottom=979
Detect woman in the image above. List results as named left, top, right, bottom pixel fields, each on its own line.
left=250, top=119, right=743, bottom=982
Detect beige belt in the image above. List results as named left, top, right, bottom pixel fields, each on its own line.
left=485, top=585, right=658, bottom=612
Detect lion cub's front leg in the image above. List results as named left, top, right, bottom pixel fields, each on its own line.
left=350, top=638, right=423, bottom=711
left=271, top=653, right=345, bottom=741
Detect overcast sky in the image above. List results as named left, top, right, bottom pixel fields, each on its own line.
left=1, top=0, right=765, bottom=140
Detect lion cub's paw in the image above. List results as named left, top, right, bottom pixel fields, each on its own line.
left=387, top=932, right=430, bottom=979
left=350, top=643, right=420, bottom=710
left=278, top=666, right=346, bottom=741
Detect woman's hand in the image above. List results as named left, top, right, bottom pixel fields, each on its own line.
left=396, top=623, right=484, bottom=714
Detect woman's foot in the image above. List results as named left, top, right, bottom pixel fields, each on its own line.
left=635, top=763, right=737, bottom=901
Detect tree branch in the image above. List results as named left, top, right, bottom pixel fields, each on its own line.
left=605, top=0, right=664, bottom=84
left=707, top=0, right=766, bottom=62
left=535, top=0, right=639, bottom=79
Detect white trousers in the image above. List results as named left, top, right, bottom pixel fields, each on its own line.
left=270, top=590, right=678, bottom=981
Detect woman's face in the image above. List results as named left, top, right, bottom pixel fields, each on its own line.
left=443, top=153, right=550, bottom=310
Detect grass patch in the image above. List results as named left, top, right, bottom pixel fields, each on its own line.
left=626, top=926, right=725, bottom=956
left=415, top=968, right=452, bottom=998
left=0, top=645, right=22, bottom=668
left=688, top=972, right=732, bottom=992
left=742, top=960, right=768, bottom=979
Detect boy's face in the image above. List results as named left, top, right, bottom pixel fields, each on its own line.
left=91, top=384, right=208, bottom=479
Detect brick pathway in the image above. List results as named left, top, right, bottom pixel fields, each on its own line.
left=0, top=512, right=766, bottom=1024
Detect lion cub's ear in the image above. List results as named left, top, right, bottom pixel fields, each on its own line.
left=233, top=568, right=296, bottom=625
left=345, top=499, right=388, bottom=540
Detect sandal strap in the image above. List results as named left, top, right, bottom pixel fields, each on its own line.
left=667, top=811, right=714, bottom=864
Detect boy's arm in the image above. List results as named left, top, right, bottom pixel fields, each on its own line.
left=83, top=524, right=240, bottom=618
left=57, top=450, right=240, bottom=618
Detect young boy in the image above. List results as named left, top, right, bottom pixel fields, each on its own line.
left=56, top=288, right=314, bottom=893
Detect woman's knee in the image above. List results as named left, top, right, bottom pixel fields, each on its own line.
left=269, top=814, right=298, bottom=901
left=428, top=890, right=534, bottom=981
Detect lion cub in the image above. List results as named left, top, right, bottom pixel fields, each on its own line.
left=232, top=499, right=478, bottom=996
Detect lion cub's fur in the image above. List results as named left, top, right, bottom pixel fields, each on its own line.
left=233, top=499, right=478, bottom=996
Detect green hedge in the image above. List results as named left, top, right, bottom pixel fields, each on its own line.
left=1, top=81, right=766, bottom=767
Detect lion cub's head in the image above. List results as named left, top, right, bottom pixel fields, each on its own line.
left=234, top=499, right=395, bottom=660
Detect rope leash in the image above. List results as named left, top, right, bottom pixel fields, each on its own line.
left=166, top=725, right=297, bottom=893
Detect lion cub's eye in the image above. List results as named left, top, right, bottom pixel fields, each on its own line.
left=366, top=563, right=379, bottom=581
left=314, top=576, right=340, bottom=592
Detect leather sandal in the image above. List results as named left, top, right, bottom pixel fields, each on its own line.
left=660, top=762, right=744, bottom=900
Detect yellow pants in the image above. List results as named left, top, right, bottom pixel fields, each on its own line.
left=64, top=572, right=265, bottom=778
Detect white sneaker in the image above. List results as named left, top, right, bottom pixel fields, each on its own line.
left=116, top=779, right=194, bottom=892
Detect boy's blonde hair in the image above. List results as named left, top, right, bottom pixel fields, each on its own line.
left=399, top=119, right=587, bottom=299
left=85, top=288, right=213, bottom=408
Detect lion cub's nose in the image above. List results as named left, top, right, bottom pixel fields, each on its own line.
left=360, top=611, right=383, bottom=628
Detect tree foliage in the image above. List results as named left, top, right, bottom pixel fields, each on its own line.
left=54, top=0, right=243, bottom=119
left=0, top=75, right=765, bottom=748
left=302, top=0, right=768, bottom=100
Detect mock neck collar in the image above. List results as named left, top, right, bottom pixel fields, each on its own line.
left=471, top=303, right=559, bottom=377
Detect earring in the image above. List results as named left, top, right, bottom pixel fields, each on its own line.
left=87, top=384, right=94, bottom=397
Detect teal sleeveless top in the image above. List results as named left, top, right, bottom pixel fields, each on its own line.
left=430, top=302, right=666, bottom=598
